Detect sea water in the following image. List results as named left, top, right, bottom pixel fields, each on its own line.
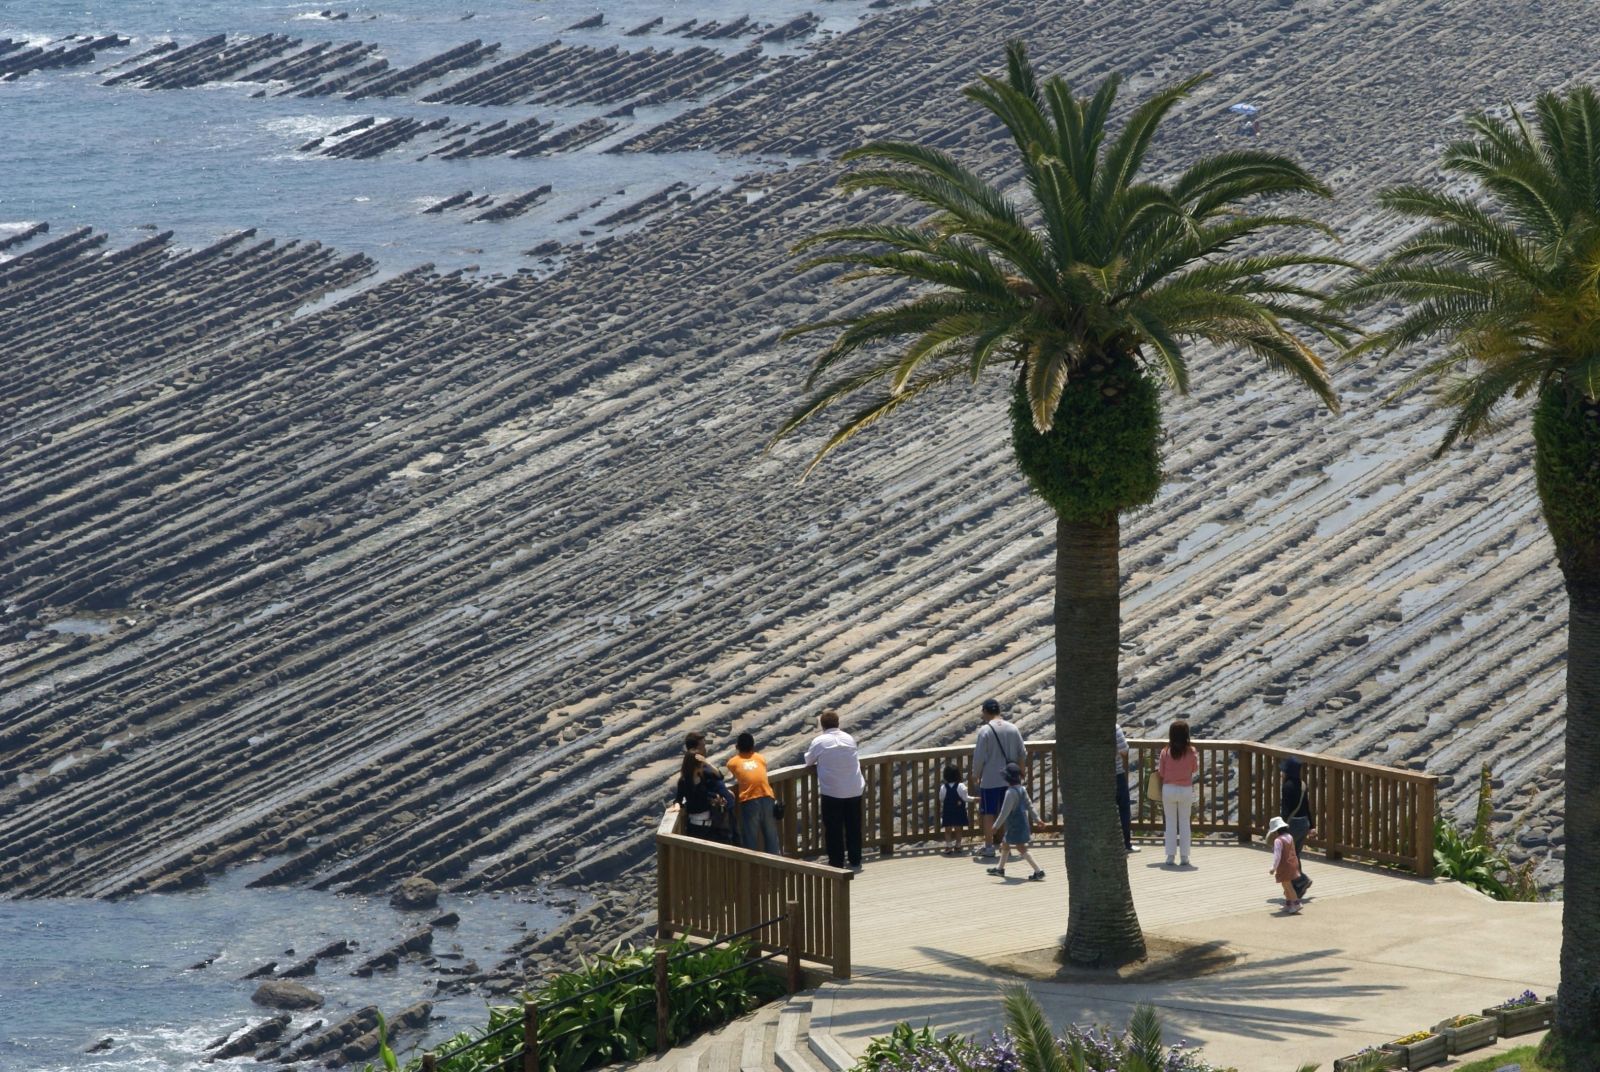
left=0, top=858, right=573, bottom=1071
left=0, top=0, right=870, bottom=277
left=0, top=1, right=863, bottom=1065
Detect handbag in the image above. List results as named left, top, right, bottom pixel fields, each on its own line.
left=1146, top=769, right=1163, bottom=803
left=772, top=799, right=786, bottom=821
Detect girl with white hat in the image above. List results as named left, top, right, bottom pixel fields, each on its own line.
left=1266, top=815, right=1304, bottom=914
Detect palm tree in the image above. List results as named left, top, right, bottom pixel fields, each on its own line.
left=770, top=41, right=1348, bottom=966
left=1336, top=86, right=1600, bottom=1071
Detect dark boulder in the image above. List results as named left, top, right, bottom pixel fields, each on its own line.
left=389, top=876, right=439, bottom=910
left=250, top=980, right=324, bottom=1010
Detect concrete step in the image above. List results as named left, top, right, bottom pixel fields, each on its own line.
left=619, top=997, right=790, bottom=1072
left=702, top=1037, right=742, bottom=1072
left=774, top=995, right=829, bottom=1072
left=741, top=1001, right=783, bottom=1072
left=805, top=984, right=854, bottom=1072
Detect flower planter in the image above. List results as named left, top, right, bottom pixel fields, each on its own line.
left=1438, top=1016, right=1498, bottom=1055
left=1333, top=1048, right=1405, bottom=1072
left=1482, top=999, right=1555, bottom=1037
left=1385, top=1033, right=1447, bottom=1071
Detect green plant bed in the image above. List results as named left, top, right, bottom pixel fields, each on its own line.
left=1386, top=1031, right=1447, bottom=1071
left=1484, top=996, right=1556, bottom=1037
left=1333, top=1047, right=1405, bottom=1072
left=388, top=938, right=783, bottom=1072
left=1436, top=1014, right=1497, bottom=1055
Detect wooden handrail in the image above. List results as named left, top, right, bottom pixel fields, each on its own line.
left=657, top=829, right=854, bottom=878
left=655, top=801, right=854, bottom=978
left=659, top=735, right=1437, bottom=983
left=767, top=737, right=1435, bottom=873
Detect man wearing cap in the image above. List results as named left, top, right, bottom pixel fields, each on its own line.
left=972, top=698, right=1026, bottom=859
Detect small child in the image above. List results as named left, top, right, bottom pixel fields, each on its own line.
left=937, top=763, right=971, bottom=854
left=987, top=765, right=1044, bottom=881
left=1267, top=816, right=1302, bottom=914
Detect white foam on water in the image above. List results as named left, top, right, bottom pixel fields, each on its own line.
left=13, top=1019, right=256, bottom=1072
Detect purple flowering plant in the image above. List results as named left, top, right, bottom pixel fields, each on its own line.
left=851, top=990, right=1224, bottom=1072
left=1497, top=989, right=1543, bottom=1008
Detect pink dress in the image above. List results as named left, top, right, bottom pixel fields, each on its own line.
left=1271, top=832, right=1300, bottom=883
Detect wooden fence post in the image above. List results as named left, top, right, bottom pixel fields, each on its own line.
left=780, top=779, right=798, bottom=856
left=656, top=835, right=672, bottom=943
left=832, top=873, right=852, bottom=980
left=878, top=763, right=894, bottom=856
left=1416, top=775, right=1437, bottom=878
left=785, top=899, right=801, bottom=994
left=654, top=945, right=671, bottom=1055
left=421, top=1055, right=436, bottom=1072
left=1238, top=748, right=1254, bottom=844
left=1326, top=767, right=1345, bottom=860
left=522, top=1003, right=538, bottom=1072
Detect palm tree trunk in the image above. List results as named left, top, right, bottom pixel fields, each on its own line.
left=1550, top=585, right=1600, bottom=1072
left=1056, top=514, right=1147, bottom=966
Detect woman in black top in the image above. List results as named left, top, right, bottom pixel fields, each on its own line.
left=1281, top=757, right=1314, bottom=895
left=675, top=752, right=728, bottom=841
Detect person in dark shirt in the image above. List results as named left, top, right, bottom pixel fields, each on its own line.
left=1281, top=757, right=1314, bottom=897
left=675, top=752, right=731, bottom=841
left=680, top=731, right=739, bottom=844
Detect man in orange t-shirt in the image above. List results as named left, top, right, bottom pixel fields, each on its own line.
left=726, top=732, right=780, bottom=854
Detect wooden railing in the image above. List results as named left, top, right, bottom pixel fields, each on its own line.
left=658, top=737, right=1436, bottom=981
left=656, top=809, right=853, bottom=978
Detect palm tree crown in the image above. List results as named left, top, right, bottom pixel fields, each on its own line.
left=771, top=40, right=1348, bottom=477
left=1338, top=86, right=1600, bottom=451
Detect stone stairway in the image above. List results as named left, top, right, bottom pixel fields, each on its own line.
left=620, top=992, right=844, bottom=1072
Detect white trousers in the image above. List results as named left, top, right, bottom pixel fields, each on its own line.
left=1162, top=784, right=1194, bottom=862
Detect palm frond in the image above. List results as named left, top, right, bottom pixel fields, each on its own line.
left=790, top=361, right=975, bottom=478
left=1001, top=987, right=1072, bottom=1072
left=1126, top=306, right=1190, bottom=392
left=787, top=294, right=1009, bottom=386
left=1171, top=149, right=1332, bottom=217
left=1125, top=1004, right=1166, bottom=1072
left=1023, top=340, right=1074, bottom=431
left=1093, top=72, right=1209, bottom=214
left=1201, top=325, right=1339, bottom=412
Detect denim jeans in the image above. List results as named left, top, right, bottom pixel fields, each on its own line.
left=1288, top=816, right=1310, bottom=853
left=738, top=797, right=781, bottom=855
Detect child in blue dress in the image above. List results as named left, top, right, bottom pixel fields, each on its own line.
left=987, top=765, right=1045, bottom=880
left=938, top=763, right=971, bottom=855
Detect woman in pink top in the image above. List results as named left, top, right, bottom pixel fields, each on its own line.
left=1157, top=720, right=1198, bottom=866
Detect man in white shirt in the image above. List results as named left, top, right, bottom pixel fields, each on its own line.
left=803, top=709, right=865, bottom=869
left=972, top=698, right=1026, bottom=858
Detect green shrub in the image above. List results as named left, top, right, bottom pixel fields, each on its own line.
left=849, top=995, right=1226, bottom=1072
left=1433, top=764, right=1541, bottom=902
left=401, top=938, right=783, bottom=1072
left=852, top=1021, right=970, bottom=1071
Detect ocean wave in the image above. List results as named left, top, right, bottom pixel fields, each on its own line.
left=6, top=1018, right=250, bottom=1072
left=0, top=29, right=54, bottom=49
left=262, top=115, right=365, bottom=140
